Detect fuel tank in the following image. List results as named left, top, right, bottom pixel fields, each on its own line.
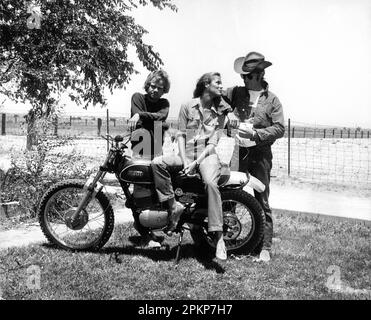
left=118, top=158, right=154, bottom=184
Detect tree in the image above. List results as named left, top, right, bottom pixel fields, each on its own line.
left=0, top=0, right=177, bottom=148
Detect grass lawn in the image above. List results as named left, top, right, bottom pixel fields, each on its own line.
left=0, top=210, right=370, bottom=300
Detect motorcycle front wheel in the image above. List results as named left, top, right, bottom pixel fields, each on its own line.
left=38, top=179, right=114, bottom=251
left=190, top=189, right=265, bottom=255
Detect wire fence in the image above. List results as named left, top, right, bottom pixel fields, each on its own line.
left=1, top=113, right=371, bottom=189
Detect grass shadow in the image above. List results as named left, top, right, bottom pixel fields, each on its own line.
left=103, top=240, right=225, bottom=273
left=40, top=235, right=226, bottom=273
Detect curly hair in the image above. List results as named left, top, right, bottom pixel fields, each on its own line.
left=193, top=72, right=221, bottom=98
left=143, top=69, right=171, bottom=94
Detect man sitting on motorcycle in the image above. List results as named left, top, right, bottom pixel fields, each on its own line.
left=151, top=72, right=232, bottom=261
left=128, top=69, right=171, bottom=247
left=128, top=69, right=171, bottom=160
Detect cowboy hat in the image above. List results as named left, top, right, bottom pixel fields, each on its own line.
left=234, top=51, right=272, bottom=75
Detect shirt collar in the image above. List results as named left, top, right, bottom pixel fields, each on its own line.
left=191, top=97, right=232, bottom=115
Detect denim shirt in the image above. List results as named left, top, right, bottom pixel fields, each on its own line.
left=177, top=97, right=231, bottom=161
left=224, top=83, right=285, bottom=145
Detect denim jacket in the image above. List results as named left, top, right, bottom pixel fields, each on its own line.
left=224, top=82, right=285, bottom=147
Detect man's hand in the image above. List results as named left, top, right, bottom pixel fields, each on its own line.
left=238, top=127, right=255, bottom=140
left=128, top=113, right=140, bottom=131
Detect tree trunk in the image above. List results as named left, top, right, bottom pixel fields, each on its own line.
left=26, top=110, right=37, bottom=150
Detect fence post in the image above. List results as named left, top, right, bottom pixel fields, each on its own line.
left=288, top=118, right=291, bottom=176
left=332, top=129, right=335, bottom=138
left=292, top=127, right=295, bottom=138
left=70, top=116, right=72, bottom=126
left=1, top=114, right=5, bottom=135
left=340, top=130, right=343, bottom=138
left=368, top=131, right=370, bottom=139
left=348, top=129, right=350, bottom=138
left=361, top=131, right=363, bottom=139
left=355, top=130, right=358, bottom=139
left=97, top=118, right=102, bottom=136
left=303, top=127, right=306, bottom=138
left=323, top=129, right=326, bottom=138
left=106, top=109, right=110, bottom=151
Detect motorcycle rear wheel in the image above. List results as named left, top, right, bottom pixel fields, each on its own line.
left=38, top=179, right=114, bottom=251
left=190, top=189, right=265, bottom=255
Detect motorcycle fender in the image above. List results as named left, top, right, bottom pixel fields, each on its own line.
left=246, top=173, right=265, bottom=193
left=83, top=177, right=104, bottom=198
left=224, top=171, right=265, bottom=193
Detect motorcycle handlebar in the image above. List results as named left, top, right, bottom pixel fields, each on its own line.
left=101, top=134, right=130, bottom=148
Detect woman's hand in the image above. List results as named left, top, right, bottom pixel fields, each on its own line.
left=183, top=160, right=198, bottom=175
left=227, top=112, right=240, bottom=129
left=128, top=113, right=140, bottom=131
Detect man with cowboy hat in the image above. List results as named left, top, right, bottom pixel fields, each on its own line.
left=224, top=51, right=285, bottom=262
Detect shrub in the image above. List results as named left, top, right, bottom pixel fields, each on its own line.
left=0, top=135, right=96, bottom=220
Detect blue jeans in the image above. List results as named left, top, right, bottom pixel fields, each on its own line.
left=230, top=145, right=273, bottom=251
left=151, top=153, right=224, bottom=232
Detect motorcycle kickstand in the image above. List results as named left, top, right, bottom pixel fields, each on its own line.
left=174, top=229, right=184, bottom=266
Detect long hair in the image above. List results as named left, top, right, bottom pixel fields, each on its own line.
left=193, top=72, right=221, bottom=98
left=144, top=69, right=171, bottom=93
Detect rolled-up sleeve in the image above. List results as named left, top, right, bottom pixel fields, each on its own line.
left=207, top=128, right=221, bottom=147
left=177, top=103, right=188, bottom=138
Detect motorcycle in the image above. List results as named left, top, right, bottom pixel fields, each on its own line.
left=38, top=134, right=266, bottom=261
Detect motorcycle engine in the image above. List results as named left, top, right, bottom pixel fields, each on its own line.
left=138, top=209, right=168, bottom=228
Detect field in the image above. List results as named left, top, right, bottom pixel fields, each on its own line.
left=1, top=134, right=370, bottom=195
left=271, top=138, right=371, bottom=190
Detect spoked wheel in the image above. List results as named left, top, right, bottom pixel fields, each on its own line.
left=38, top=179, right=114, bottom=251
left=190, top=189, right=265, bottom=255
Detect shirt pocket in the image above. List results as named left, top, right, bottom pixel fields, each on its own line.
left=253, top=104, right=271, bottom=128
left=186, top=110, right=201, bottom=129
left=204, top=116, right=219, bottom=128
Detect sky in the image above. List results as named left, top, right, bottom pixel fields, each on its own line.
left=2, top=0, right=371, bottom=128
